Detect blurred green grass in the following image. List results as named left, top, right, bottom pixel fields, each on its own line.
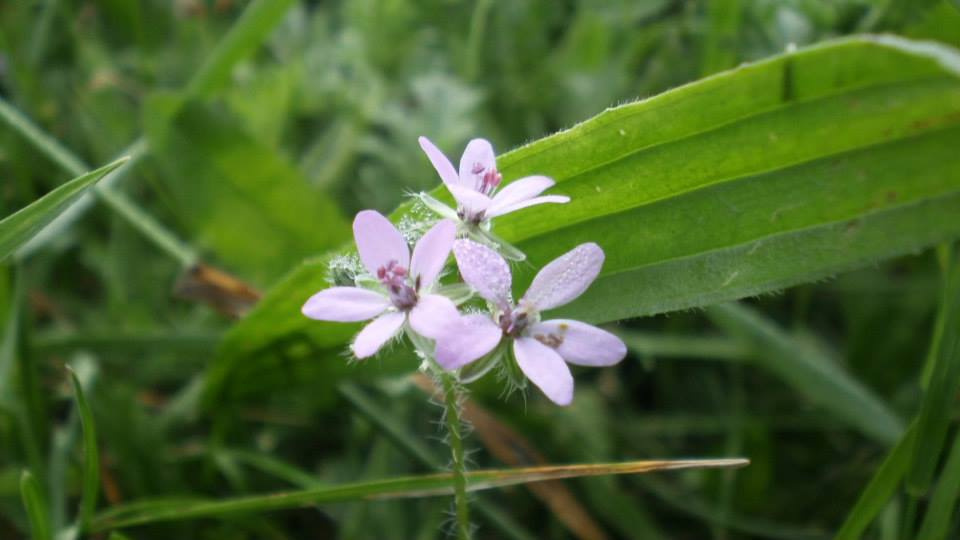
left=2, top=1, right=960, bottom=539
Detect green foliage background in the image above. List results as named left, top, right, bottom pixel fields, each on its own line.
left=1, top=0, right=960, bottom=538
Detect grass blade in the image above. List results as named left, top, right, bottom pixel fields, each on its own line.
left=66, top=365, right=100, bottom=533
left=835, top=423, right=917, bottom=539
left=0, top=158, right=127, bottom=262
left=702, top=0, right=741, bottom=75
left=0, top=97, right=87, bottom=175
left=3, top=0, right=294, bottom=259
left=618, top=330, right=751, bottom=361
left=91, top=459, right=748, bottom=531
left=20, top=470, right=52, bottom=540
left=907, top=253, right=960, bottom=495
left=916, top=429, right=960, bottom=540
left=185, top=0, right=296, bottom=97
left=707, top=302, right=903, bottom=444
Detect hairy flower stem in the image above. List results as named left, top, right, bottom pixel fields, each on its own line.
left=440, top=371, right=470, bottom=539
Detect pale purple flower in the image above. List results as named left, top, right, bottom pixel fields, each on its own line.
left=439, top=239, right=626, bottom=405
left=417, top=136, right=570, bottom=227
left=302, top=210, right=459, bottom=359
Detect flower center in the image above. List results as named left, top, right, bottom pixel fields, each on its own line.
left=377, top=260, right=418, bottom=310
left=498, top=302, right=538, bottom=338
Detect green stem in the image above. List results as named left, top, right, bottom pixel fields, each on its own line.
left=0, top=97, right=195, bottom=265
left=440, top=371, right=470, bottom=540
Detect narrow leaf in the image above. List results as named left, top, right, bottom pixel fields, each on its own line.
left=619, top=330, right=751, bottom=361
left=67, top=365, right=99, bottom=533
left=0, top=158, right=128, bottom=262
left=916, top=430, right=960, bottom=540
left=91, top=459, right=748, bottom=531
left=908, top=254, right=960, bottom=495
left=707, top=302, right=903, bottom=444
left=185, top=0, right=296, bottom=97
left=20, top=470, right=52, bottom=540
left=835, top=423, right=917, bottom=540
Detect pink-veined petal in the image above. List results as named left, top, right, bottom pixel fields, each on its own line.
left=351, top=311, right=405, bottom=358
left=435, top=314, right=502, bottom=370
left=523, top=243, right=604, bottom=311
left=446, top=183, right=492, bottom=214
left=485, top=175, right=555, bottom=216
left=485, top=194, right=570, bottom=219
left=410, top=219, right=456, bottom=288
left=514, top=337, right=574, bottom=406
left=530, top=320, right=626, bottom=366
left=458, top=138, right=497, bottom=188
left=452, top=239, right=512, bottom=307
left=302, top=287, right=388, bottom=322
left=408, top=294, right=459, bottom=339
left=418, top=136, right=461, bottom=187
left=353, top=210, right=410, bottom=276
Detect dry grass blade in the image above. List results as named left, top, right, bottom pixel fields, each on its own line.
left=92, top=459, right=748, bottom=531
left=453, top=459, right=751, bottom=495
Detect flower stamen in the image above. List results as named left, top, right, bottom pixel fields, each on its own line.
left=378, top=260, right=419, bottom=310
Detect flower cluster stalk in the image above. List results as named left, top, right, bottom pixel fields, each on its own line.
left=440, top=371, right=471, bottom=539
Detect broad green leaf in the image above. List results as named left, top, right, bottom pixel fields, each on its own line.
left=206, top=36, right=960, bottom=401
left=707, top=302, right=903, bottom=444
left=66, top=366, right=99, bottom=533
left=145, top=99, right=349, bottom=282
left=91, top=459, right=748, bottom=531
left=20, top=470, right=52, bottom=540
left=835, top=424, right=917, bottom=539
left=0, top=158, right=127, bottom=262
left=916, top=429, right=960, bottom=540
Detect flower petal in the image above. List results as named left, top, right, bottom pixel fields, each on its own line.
left=435, top=314, right=503, bottom=370
left=485, top=175, right=555, bottom=216
left=418, top=136, right=461, bottom=187
left=302, top=287, right=388, bottom=322
left=523, top=243, right=604, bottom=311
left=452, top=239, right=512, bottom=307
left=446, top=183, right=492, bottom=214
left=514, top=337, right=574, bottom=406
left=410, top=219, right=456, bottom=288
left=353, top=210, right=410, bottom=275
left=485, top=194, right=570, bottom=219
left=351, top=311, right=405, bottom=358
left=530, top=320, right=626, bottom=366
left=408, top=294, right=459, bottom=339
left=458, top=138, right=497, bottom=188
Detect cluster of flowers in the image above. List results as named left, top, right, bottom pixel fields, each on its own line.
left=302, top=137, right=626, bottom=405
